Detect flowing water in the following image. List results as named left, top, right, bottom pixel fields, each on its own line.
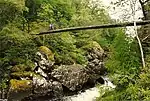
left=63, top=76, right=116, bottom=101
left=2, top=76, right=115, bottom=101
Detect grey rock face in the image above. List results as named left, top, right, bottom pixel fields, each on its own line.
left=51, top=81, right=63, bottom=97
left=35, top=52, right=54, bottom=70
left=51, top=64, right=89, bottom=91
left=32, top=76, right=63, bottom=98
left=34, top=51, right=54, bottom=78
left=33, top=76, right=52, bottom=94
left=86, top=45, right=107, bottom=75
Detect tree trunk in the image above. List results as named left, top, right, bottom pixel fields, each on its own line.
left=134, top=22, right=146, bottom=67
left=139, top=0, right=146, bottom=19
left=139, top=0, right=150, bottom=20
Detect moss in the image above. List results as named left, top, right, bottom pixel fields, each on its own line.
left=81, top=41, right=104, bottom=52
left=24, top=60, right=35, bottom=71
left=11, top=72, right=35, bottom=78
left=11, top=64, right=26, bottom=72
left=39, top=46, right=54, bottom=61
left=9, top=79, right=32, bottom=91
left=11, top=61, right=34, bottom=72
left=81, top=41, right=104, bottom=57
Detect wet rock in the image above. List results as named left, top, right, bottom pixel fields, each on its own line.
left=51, top=81, right=63, bottom=97
left=88, top=61, right=106, bottom=75
left=33, top=76, right=52, bottom=95
left=8, top=79, right=32, bottom=101
left=35, top=52, right=54, bottom=71
left=35, top=67, right=48, bottom=78
left=22, top=76, right=63, bottom=101
left=33, top=46, right=55, bottom=78
left=51, top=64, right=89, bottom=91
left=32, top=76, right=63, bottom=97
left=84, top=41, right=107, bottom=75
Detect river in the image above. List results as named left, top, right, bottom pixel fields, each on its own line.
left=62, top=76, right=116, bottom=101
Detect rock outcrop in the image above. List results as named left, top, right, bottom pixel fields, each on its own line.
left=7, top=43, right=107, bottom=101
left=85, top=41, right=106, bottom=75
left=51, top=64, right=89, bottom=91
left=8, top=79, right=32, bottom=101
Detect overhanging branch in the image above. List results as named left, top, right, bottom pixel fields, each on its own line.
left=36, top=20, right=150, bottom=35
left=143, top=0, right=150, bottom=4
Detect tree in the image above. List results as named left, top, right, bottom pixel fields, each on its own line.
left=138, top=0, right=150, bottom=20
left=110, top=0, right=146, bottom=67
left=0, top=0, right=25, bottom=30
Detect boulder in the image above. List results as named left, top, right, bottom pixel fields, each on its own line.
left=8, top=79, right=32, bottom=101
left=39, top=46, right=54, bottom=61
left=7, top=43, right=107, bottom=101
left=35, top=52, right=54, bottom=71
left=32, top=76, right=63, bottom=98
left=83, top=41, right=107, bottom=75
left=51, top=64, right=89, bottom=91
left=32, top=76, right=52, bottom=95
left=82, top=41, right=104, bottom=59
left=33, top=47, right=55, bottom=78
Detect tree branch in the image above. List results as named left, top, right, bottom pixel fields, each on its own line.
left=142, top=34, right=150, bottom=41
left=139, top=0, right=147, bottom=19
left=143, top=0, right=150, bottom=4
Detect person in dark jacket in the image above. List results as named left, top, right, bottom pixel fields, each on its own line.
left=49, top=24, right=54, bottom=30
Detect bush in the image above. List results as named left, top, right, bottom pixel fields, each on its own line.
left=97, top=32, right=141, bottom=101
left=0, top=25, right=37, bottom=62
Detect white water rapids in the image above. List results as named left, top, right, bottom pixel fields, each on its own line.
left=63, top=77, right=116, bottom=101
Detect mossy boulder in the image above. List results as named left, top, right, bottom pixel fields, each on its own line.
left=39, top=46, right=54, bottom=61
left=9, top=79, right=32, bottom=91
left=81, top=41, right=106, bottom=75
left=8, top=79, right=32, bottom=101
left=82, top=41, right=104, bottom=55
left=10, top=72, right=34, bottom=79
left=81, top=41, right=104, bottom=60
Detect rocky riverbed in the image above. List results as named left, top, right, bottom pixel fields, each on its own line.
left=7, top=41, right=108, bottom=101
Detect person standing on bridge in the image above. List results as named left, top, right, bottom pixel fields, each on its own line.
left=49, top=24, right=54, bottom=30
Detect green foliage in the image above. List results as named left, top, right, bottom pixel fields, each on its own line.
left=0, top=25, right=37, bottom=61
left=70, top=0, right=110, bottom=26
left=11, top=63, right=34, bottom=72
left=2, top=1, right=145, bottom=99
left=44, top=33, right=87, bottom=65
left=24, top=0, right=41, bottom=20
left=0, top=0, right=25, bottom=29
left=97, top=31, right=143, bottom=101
left=0, top=58, right=11, bottom=89
left=98, top=83, right=141, bottom=101
left=0, top=25, right=36, bottom=88
left=37, top=0, right=74, bottom=27
left=0, top=0, right=118, bottom=90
